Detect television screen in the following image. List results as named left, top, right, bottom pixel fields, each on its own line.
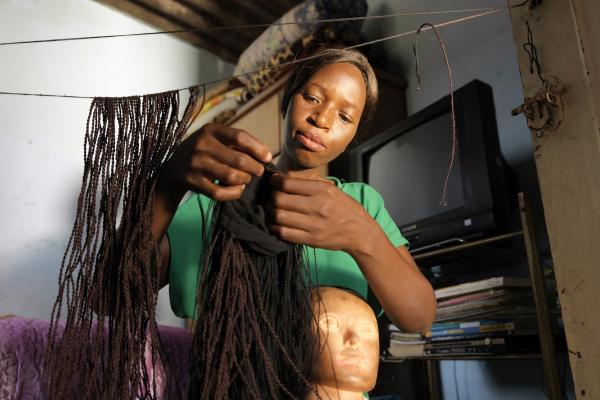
left=329, top=80, right=516, bottom=251
left=367, top=111, right=465, bottom=228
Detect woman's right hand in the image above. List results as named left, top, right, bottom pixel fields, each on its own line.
left=159, top=123, right=273, bottom=202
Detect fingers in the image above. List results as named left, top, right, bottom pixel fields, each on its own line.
left=162, top=124, right=274, bottom=202
left=195, top=177, right=246, bottom=202
left=270, top=191, right=313, bottom=214
left=190, top=156, right=252, bottom=186
left=269, top=224, right=313, bottom=246
left=195, top=124, right=270, bottom=185
left=211, top=125, right=272, bottom=164
left=182, top=125, right=275, bottom=202
left=209, top=145, right=265, bottom=178
left=270, top=208, right=316, bottom=232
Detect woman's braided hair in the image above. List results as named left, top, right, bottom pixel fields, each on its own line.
left=45, top=88, right=205, bottom=399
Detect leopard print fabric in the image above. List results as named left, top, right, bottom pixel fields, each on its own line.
left=244, top=27, right=362, bottom=98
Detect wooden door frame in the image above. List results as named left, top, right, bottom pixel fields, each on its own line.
left=508, top=1, right=600, bottom=398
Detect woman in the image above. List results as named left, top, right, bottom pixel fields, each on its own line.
left=151, top=48, right=436, bottom=334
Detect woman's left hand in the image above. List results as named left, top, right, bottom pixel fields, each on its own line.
left=269, top=175, right=437, bottom=333
left=268, top=174, right=374, bottom=254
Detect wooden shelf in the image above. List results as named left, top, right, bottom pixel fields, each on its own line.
left=411, top=231, right=524, bottom=261
left=403, top=193, right=563, bottom=400
left=383, top=353, right=542, bottom=362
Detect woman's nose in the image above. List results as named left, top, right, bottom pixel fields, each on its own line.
left=309, top=106, right=333, bottom=129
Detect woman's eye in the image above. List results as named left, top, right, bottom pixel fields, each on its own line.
left=339, top=113, right=352, bottom=124
left=303, top=93, right=319, bottom=103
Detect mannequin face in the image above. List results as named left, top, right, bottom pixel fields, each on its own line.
left=310, top=287, right=379, bottom=393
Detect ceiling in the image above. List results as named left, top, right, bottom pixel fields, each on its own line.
left=96, top=0, right=302, bottom=63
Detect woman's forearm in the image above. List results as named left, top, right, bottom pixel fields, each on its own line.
left=151, top=178, right=186, bottom=242
left=151, top=178, right=187, bottom=289
left=349, top=223, right=437, bottom=333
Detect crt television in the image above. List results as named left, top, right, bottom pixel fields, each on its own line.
left=329, top=80, right=517, bottom=252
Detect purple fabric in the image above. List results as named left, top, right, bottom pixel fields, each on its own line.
left=0, top=316, right=192, bottom=399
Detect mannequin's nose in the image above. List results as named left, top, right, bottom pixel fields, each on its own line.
left=343, top=329, right=360, bottom=348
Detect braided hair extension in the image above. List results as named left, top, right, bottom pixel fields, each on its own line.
left=44, top=87, right=205, bottom=399
left=188, top=174, right=322, bottom=399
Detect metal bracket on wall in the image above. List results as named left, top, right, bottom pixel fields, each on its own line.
left=511, top=79, right=565, bottom=136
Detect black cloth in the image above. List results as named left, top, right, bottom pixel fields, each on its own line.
left=220, top=173, right=289, bottom=256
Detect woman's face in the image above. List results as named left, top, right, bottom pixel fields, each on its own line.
left=282, top=62, right=367, bottom=170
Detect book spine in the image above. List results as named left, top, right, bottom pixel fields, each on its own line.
left=425, top=338, right=505, bottom=349
left=437, top=290, right=496, bottom=307
left=424, top=344, right=507, bottom=355
left=426, top=322, right=515, bottom=338
left=435, top=277, right=530, bottom=300
left=430, top=319, right=512, bottom=331
left=427, top=331, right=511, bottom=343
left=435, top=277, right=501, bottom=299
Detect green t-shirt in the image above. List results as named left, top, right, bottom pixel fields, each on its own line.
left=167, top=177, right=409, bottom=319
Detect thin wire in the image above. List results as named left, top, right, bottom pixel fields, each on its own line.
left=523, top=21, right=545, bottom=84
left=413, top=22, right=456, bottom=208
left=0, top=8, right=503, bottom=100
left=521, top=0, right=546, bottom=86
left=0, top=6, right=514, bottom=47
left=0, top=91, right=94, bottom=99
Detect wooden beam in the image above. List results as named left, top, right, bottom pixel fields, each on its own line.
left=132, top=0, right=248, bottom=55
left=233, top=1, right=280, bottom=26
left=177, top=0, right=262, bottom=43
left=178, top=0, right=236, bottom=23
left=95, top=0, right=238, bottom=62
left=252, top=0, right=291, bottom=17
left=178, top=0, right=266, bottom=43
left=508, top=1, right=600, bottom=399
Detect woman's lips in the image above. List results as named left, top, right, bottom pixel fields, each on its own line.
left=296, top=131, right=326, bottom=152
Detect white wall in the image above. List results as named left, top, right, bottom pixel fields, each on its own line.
left=0, top=0, right=233, bottom=327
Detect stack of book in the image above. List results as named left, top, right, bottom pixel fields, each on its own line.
left=385, top=276, right=547, bottom=358
left=424, top=276, right=540, bottom=356
left=387, top=326, right=425, bottom=358
left=424, top=318, right=539, bottom=355
left=434, top=276, right=535, bottom=322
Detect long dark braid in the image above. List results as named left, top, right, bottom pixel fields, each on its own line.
left=44, top=87, right=204, bottom=399
left=189, top=175, right=320, bottom=399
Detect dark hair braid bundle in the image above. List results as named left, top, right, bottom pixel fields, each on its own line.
left=189, top=174, right=320, bottom=399
left=44, top=87, right=204, bottom=399
left=44, top=85, right=320, bottom=399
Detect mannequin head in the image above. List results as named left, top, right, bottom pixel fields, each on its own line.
left=308, top=287, right=379, bottom=399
